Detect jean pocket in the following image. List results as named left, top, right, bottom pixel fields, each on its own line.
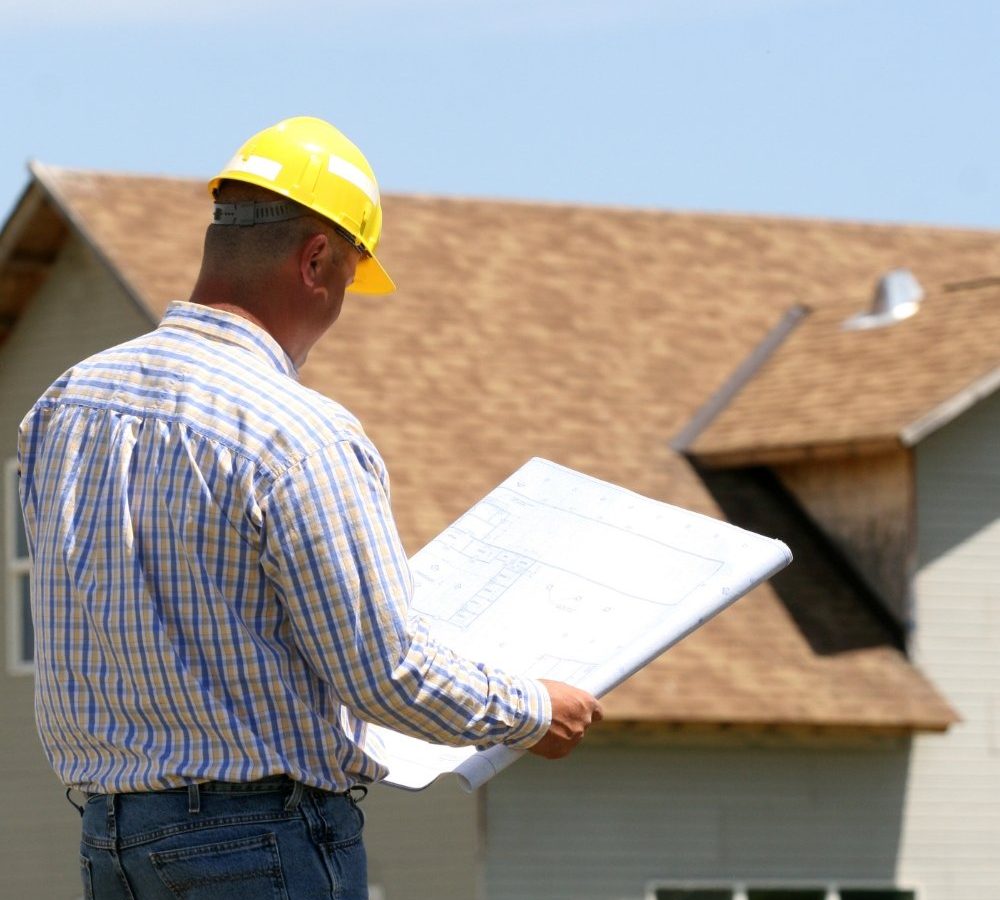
left=319, top=833, right=368, bottom=900
left=314, top=792, right=366, bottom=846
left=149, top=832, right=288, bottom=899
left=79, top=853, right=94, bottom=900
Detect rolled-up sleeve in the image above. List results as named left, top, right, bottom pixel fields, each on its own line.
left=259, top=438, right=551, bottom=750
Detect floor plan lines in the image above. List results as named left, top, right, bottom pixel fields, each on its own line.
left=362, top=458, right=792, bottom=790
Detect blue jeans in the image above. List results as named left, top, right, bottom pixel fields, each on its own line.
left=77, top=777, right=368, bottom=899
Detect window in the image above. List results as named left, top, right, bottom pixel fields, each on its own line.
left=656, top=891, right=733, bottom=900
left=841, top=894, right=915, bottom=900
left=5, top=458, right=33, bottom=674
left=747, top=892, right=827, bottom=900
left=650, top=886, right=915, bottom=900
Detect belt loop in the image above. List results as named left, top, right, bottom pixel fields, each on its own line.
left=105, top=793, right=118, bottom=843
left=348, top=784, right=368, bottom=829
left=284, top=781, right=306, bottom=812
left=188, top=783, right=201, bottom=815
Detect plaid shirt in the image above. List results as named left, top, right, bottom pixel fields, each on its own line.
left=18, top=301, right=550, bottom=793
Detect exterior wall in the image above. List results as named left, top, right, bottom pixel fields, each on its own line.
left=363, top=780, right=480, bottom=899
left=485, top=738, right=913, bottom=900
left=898, top=390, right=1000, bottom=898
left=0, top=233, right=152, bottom=899
left=776, top=451, right=913, bottom=626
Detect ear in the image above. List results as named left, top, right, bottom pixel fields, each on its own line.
left=298, top=232, right=332, bottom=289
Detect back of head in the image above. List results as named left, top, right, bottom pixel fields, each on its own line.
left=200, top=181, right=349, bottom=295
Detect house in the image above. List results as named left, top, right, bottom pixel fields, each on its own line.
left=0, top=162, right=996, bottom=899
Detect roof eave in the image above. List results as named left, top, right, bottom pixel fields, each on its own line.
left=686, top=361, right=1000, bottom=468
left=28, top=161, right=158, bottom=327
left=687, top=436, right=904, bottom=470
left=0, top=175, right=65, bottom=344
left=595, top=716, right=957, bottom=741
left=0, top=176, right=46, bottom=270
left=901, top=366, right=1000, bottom=446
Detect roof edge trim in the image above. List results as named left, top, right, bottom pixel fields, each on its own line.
left=901, top=365, right=1000, bottom=446
left=672, top=304, right=810, bottom=454
left=0, top=177, right=46, bottom=272
left=688, top=437, right=902, bottom=469
left=596, top=717, right=956, bottom=734
left=28, top=161, right=157, bottom=326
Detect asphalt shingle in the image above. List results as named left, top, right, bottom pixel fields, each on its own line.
left=3, top=165, right=978, bottom=731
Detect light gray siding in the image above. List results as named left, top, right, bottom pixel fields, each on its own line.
left=485, top=740, right=912, bottom=900
left=899, top=389, right=1000, bottom=899
left=363, top=779, right=480, bottom=899
left=0, top=233, right=151, bottom=899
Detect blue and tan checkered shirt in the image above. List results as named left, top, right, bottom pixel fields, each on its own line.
left=18, top=301, right=550, bottom=793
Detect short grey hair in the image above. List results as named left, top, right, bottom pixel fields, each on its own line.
left=202, top=180, right=355, bottom=287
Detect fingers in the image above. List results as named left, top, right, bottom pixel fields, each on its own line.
left=528, top=730, right=580, bottom=759
left=528, top=680, right=603, bottom=760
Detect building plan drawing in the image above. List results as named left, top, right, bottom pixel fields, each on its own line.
left=361, top=457, right=792, bottom=791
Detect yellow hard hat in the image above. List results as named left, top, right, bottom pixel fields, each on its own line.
left=209, top=116, right=395, bottom=295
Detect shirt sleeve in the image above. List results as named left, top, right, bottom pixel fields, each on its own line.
left=259, top=437, right=551, bottom=751
left=16, top=410, right=41, bottom=556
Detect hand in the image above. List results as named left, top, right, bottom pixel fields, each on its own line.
left=528, top=680, right=603, bottom=759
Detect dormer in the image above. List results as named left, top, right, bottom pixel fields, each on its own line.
left=678, top=273, right=1000, bottom=641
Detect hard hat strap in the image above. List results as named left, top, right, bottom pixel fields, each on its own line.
left=212, top=201, right=304, bottom=226
left=212, top=200, right=368, bottom=255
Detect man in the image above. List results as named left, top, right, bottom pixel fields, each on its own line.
left=18, top=116, right=601, bottom=898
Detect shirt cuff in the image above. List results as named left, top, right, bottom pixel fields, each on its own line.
left=499, top=676, right=552, bottom=750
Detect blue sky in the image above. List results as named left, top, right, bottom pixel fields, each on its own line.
left=1, top=0, right=998, bottom=228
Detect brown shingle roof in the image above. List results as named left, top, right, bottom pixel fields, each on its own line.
left=687, top=285, right=1000, bottom=466
left=11, top=163, right=976, bottom=731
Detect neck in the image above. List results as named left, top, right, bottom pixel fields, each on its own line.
left=189, top=274, right=311, bottom=368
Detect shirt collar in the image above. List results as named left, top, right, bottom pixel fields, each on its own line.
left=159, top=301, right=298, bottom=379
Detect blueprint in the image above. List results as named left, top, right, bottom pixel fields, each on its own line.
left=361, top=458, right=792, bottom=791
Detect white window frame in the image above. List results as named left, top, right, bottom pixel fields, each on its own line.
left=644, top=881, right=918, bottom=900
left=5, top=458, right=33, bottom=675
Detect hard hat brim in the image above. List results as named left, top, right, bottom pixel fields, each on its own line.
left=350, top=254, right=396, bottom=295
